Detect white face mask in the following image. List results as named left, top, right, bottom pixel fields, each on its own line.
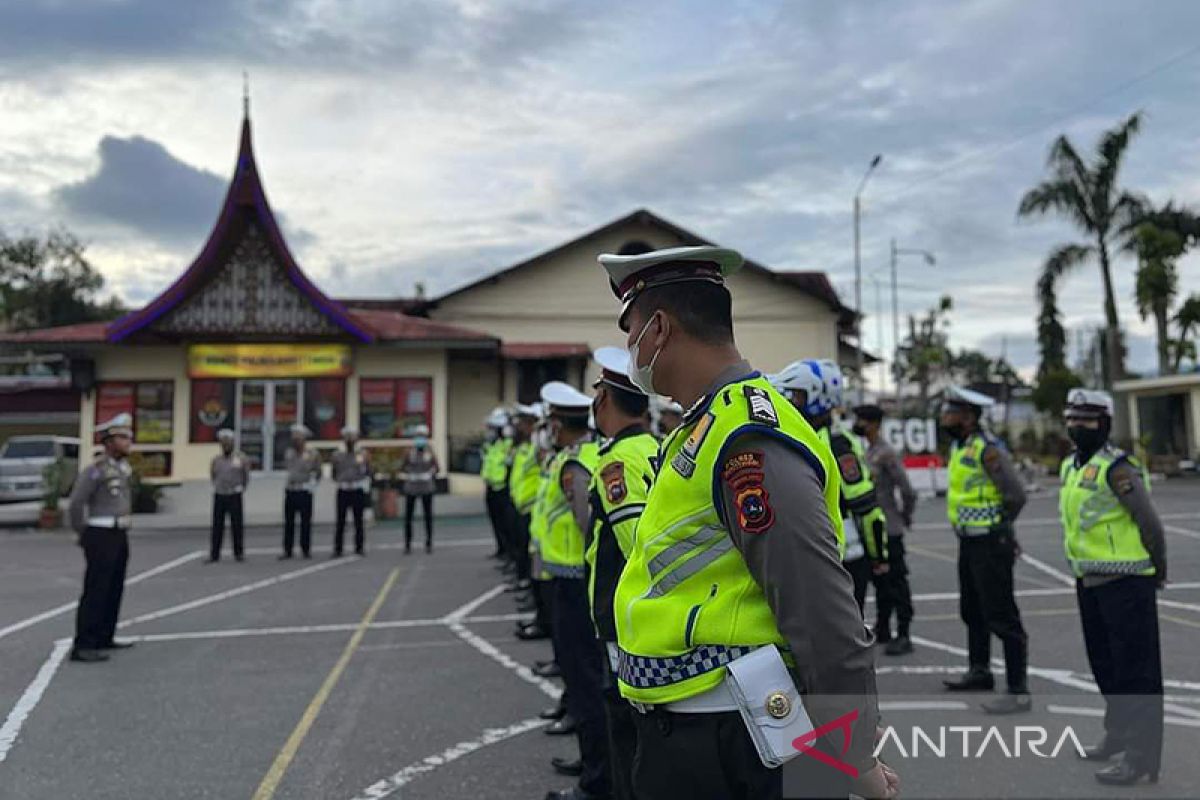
left=627, top=314, right=663, bottom=395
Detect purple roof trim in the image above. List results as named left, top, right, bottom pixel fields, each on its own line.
left=107, top=118, right=375, bottom=343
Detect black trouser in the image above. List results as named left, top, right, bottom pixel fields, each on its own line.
left=484, top=487, right=509, bottom=557
left=958, top=528, right=1028, bottom=691
left=873, top=534, right=914, bottom=638
left=632, top=709, right=851, bottom=800
left=74, top=526, right=129, bottom=651
left=601, top=648, right=637, bottom=800
left=210, top=493, right=244, bottom=560
left=1077, top=576, right=1164, bottom=772
left=283, top=489, right=313, bottom=556
left=553, top=577, right=610, bottom=797
left=404, top=493, right=434, bottom=547
left=335, top=488, right=367, bottom=554
left=844, top=555, right=871, bottom=616
left=533, top=576, right=554, bottom=632
left=513, top=510, right=532, bottom=581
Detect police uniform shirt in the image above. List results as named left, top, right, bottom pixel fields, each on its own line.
left=865, top=439, right=917, bottom=535
left=285, top=446, right=322, bottom=490
left=211, top=451, right=250, bottom=495
left=332, top=448, right=370, bottom=485
left=67, top=456, right=133, bottom=533
left=1075, top=455, right=1167, bottom=587
left=707, top=360, right=880, bottom=774
left=977, top=435, right=1028, bottom=522
left=401, top=448, right=439, bottom=495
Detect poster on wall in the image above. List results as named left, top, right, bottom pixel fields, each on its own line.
left=396, top=378, right=431, bottom=437
left=135, top=382, right=174, bottom=444
left=304, top=379, right=346, bottom=440
left=191, top=380, right=236, bottom=443
left=128, top=450, right=173, bottom=479
left=187, top=344, right=351, bottom=378
left=94, top=382, right=135, bottom=443
left=360, top=378, right=396, bottom=439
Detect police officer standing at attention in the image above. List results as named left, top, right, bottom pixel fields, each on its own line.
left=481, top=408, right=513, bottom=560
left=1059, top=389, right=1166, bottom=786
left=282, top=423, right=321, bottom=560
left=940, top=386, right=1030, bottom=714
left=68, top=413, right=136, bottom=664
left=586, top=346, right=657, bottom=800
left=208, top=428, right=249, bottom=563
left=332, top=425, right=370, bottom=557
left=599, top=246, right=898, bottom=800
left=853, top=405, right=918, bottom=655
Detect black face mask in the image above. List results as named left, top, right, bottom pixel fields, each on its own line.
left=1067, top=425, right=1106, bottom=453
left=851, top=423, right=868, bottom=436
left=941, top=422, right=965, bottom=440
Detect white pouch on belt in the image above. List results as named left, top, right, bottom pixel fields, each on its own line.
left=724, top=645, right=814, bottom=768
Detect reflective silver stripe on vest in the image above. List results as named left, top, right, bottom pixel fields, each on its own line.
left=607, top=503, right=646, bottom=526
left=647, top=536, right=735, bottom=598
left=1071, top=559, right=1154, bottom=575
left=647, top=525, right=726, bottom=580
left=544, top=561, right=586, bottom=579
left=618, top=643, right=759, bottom=689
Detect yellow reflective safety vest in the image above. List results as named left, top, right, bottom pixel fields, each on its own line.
left=817, top=426, right=887, bottom=562
left=481, top=438, right=512, bottom=491
left=508, top=441, right=542, bottom=515
left=1060, top=446, right=1154, bottom=577
left=540, top=438, right=600, bottom=579
left=946, top=431, right=1006, bottom=534
left=586, top=426, right=659, bottom=640
left=614, top=373, right=843, bottom=704
left=527, top=449, right=556, bottom=581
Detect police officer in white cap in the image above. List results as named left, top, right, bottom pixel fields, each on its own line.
left=939, top=385, right=1030, bottom=714
left=331, top=425, right=370, bottom=557
left=209, top=428, right=249, bottom=563
left=1059, top=388, right=1166, bottom=786
left=67, top=413, right=136, bottom=663
left=282, top=423, right=321, bottom=559
left=651, top=396, right=683, bottom=437
left=598, top=245, right=896, bottom=799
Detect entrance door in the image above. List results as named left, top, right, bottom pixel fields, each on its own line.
left=236, top=380, right=304, bottom=471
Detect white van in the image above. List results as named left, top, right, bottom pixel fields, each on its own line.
left=0, top=436, right=80, bottom=503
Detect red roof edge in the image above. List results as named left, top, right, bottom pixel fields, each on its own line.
left=105, top=116, right=375, bottom=344
left=500, top=342, right=591, bottom=360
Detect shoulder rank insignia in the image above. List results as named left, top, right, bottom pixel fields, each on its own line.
left=682, top=413, right=715, bottom=459
left=671, top=450, right=696, bottom=478
left=743, top=386, right=778, bottom=428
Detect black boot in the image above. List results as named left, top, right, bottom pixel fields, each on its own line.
left=981, top=691, right=1032, bottom=715
left=943, top=666, right=995, bottom=691
left=884, top=636, right=913, bottom=656
left=1079, top=736, right=1124, bottom=761
left=1095, top=758, right=1158, bottom=786
left=551, top=756, right=583, bottom=776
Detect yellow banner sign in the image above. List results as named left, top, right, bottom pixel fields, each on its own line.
left=188, top=344, right=352, bottom=379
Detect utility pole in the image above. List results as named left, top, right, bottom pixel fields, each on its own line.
left=853, top=154, right=882, bottom=404
left=890, top=240, right=937, bottom=413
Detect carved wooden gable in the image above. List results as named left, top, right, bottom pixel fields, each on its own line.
left=153, top=223, right=343, bottom=337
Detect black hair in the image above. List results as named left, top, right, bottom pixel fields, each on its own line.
left=853, top=404, right=884, bottom=423
left=631, top=281, right=734, bottom=345
left=608, top=385, right=649, bottom=417
left=558, top=413, right=589, bottom=432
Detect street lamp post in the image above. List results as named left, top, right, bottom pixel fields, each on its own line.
left=853, top=154, right=883, bottom=404
left=890, top=239, right=936, bottom=411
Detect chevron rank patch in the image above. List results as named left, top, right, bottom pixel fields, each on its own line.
left=722, top=450, right=774, bottom=534
left=601, top=462, right=627, bottom=504
left=744, top=386, right=779, bottom=427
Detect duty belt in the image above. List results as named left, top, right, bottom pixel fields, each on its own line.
left=542, top=562, right=585, bottom=579
left=337, top=480, right=368, bottom=490
left=619, top=643, right=758, bottom=691
left=88, top=515, right=132, bottom=530
left=630, top=679, right=741, bottom=715
left=1073, top=558, right=1154, bottom=575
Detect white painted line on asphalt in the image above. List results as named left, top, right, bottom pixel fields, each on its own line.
left=908, top=634, right=1100, bottom=693
left=879, top=700, right=970, bottom=711
left=449, top=618, right=562, bottom=701
left=869, top=581, right=1200, bottom=606
left=0, top=550, right=204, bottom=643
left=1164, top=702, right=1200, bottom=720
left=1017, top=553, right=1074, bottom=587
left=875, top=665, right=969, bottom=676
left=442, top=584, right=506, bottom=623
left=1166, top=525, right=1200, bottom=542
left=0, top=640, right=70, bottom=763
left=1048, top=704, right=1200, bottom=729
left=1158, top=598, right=1200, bottom=614
left=349, top=716, right=548, bottom=799
left=1165, top=678, right=1200, bottom=692
left=121, top=613, right=529, bottom=643
left=910, top=511, right=1200, bottom=532
left=118, top=556, right=357, bottom=628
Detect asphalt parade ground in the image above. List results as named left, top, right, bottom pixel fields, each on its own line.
left=1, top=482, right=1199, bottom=799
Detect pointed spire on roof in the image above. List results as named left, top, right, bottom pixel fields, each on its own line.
left=243, top=71, right=250, bottom=118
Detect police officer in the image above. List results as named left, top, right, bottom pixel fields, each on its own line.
left=540, top=381, right=608, bottom=800
left=208, top=428, right=249, bottom=563
left=940, top=386, right=1030, bottom=714
left=1059, top=389, right=1165, bottom=786
left=586, top=346, right=657, bottom=800
left=282, top=423, right=321, bottom=560
left=853, top=405, right=918, bottom=655
left=332, top=426, right=370, bottom=557
left=770, top=359, right=889, bottom=613
left=599, top=246, right=897, bottom=800
left=68, top=413, right=136, bottom=663
left=651, top=397, right=683, bottom=437
left=508, top=404, right=541, bottom=594
left=481, top=408, right=514, bottom=560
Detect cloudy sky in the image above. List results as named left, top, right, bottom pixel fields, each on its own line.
left=2, top=0, right=1199, bottom=379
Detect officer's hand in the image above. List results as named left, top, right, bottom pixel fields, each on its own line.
left=872, top=561, right=890, bottom=575
left=851, top=759, right=900, bottom=799
left=901, top=511, right=913, bottom=529
left=1012, top=539, right=1022, bottom=558
left=1157, top=576, right=1168, bottom=591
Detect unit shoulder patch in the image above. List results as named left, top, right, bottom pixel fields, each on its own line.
left=722, top=450, right=775, bottom=534
left=837, top=452, right=862, bottom=484
left=743, top=386, right=779, bottom=428
left=601, top=462, right=627, bottom=504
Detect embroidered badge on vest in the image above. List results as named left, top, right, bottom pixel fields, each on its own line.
left=1080, top=463, right=1100, bottom=489
left=837, top=452, right=862, bottom=484
left=671, top=412, right=714, bottom=479
left=722, top=451, right=775, bottom=534
left=601, top=462, right=627, bottom=503
left=744, top=386, right=779, bottom=428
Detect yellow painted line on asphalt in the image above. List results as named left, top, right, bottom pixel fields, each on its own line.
left=251, top=567, right=401, bottom=800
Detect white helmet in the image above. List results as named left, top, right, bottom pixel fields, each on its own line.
left=770, top=359, right=839, bottom=417
left=818, top=359, right=845, bottom=410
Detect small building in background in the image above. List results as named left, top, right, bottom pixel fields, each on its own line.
left=1114, top=372, right=1200, bottom=472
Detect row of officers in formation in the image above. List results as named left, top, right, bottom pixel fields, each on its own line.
left=473, top=245, right=1168, bottom=799
left=61, top=244, right=1168, bottom=799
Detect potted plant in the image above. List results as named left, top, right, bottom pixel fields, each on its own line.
left=130, top=470, right=163, bottom=514
left=39, top=459, right=65, bottom=529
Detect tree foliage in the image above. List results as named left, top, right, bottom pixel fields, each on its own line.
left=894, top=295, right=953, bottom=412
left=0, top=229, right=125, bottom=330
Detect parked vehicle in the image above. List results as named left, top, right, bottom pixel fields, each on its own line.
left=0, top=436, right=80, bottom=503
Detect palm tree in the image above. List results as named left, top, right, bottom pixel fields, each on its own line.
left=1173, top=294, right=1200, bottom=371
left=1131, top=223, right=1183, bottom=374
left=1018, top=113, right=1147, bottom=391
